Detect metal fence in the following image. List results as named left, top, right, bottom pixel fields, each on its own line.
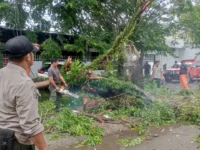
left=34, top=55, right=69, bottom=61
left=3, top=55, right=8, bottom=67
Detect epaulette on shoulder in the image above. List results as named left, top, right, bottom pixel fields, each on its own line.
left=21, top=72, right=32, bottom=81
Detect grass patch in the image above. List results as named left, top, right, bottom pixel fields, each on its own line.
left=39, top=101, right=103, bottom=146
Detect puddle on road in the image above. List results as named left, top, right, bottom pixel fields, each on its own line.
left=69, top=129, right=139, bottom=150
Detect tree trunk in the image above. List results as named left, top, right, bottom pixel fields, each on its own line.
left=85, top=0, right=153, bottom=71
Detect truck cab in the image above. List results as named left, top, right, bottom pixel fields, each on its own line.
left=187, top=56, right=200, bottom=82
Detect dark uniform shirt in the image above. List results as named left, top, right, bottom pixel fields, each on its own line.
left=143, top=64, right=151, bottom=75
left=179, top=64, right=187, bottom=75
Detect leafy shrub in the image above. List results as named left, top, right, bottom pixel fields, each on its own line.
left=177, top=99, right=200, bottom=125
left=60, top=59, right=86, bottom=87
left=41, top=38, right=62, bottom=60
left=39, top=101, right=103, bottom=146
left=134, top=102, right=176, bottom=126
left=144, top=79, right=170, bottom=96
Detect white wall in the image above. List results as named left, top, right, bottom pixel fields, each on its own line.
left=30, top=61, right=42, bottom=78
left=157, top=46, right=200, bottom=69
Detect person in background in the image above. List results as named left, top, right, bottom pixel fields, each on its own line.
left=151, top=60, right=163, bottom=88
left=172, top=61, right=179, bottom=68
left=63, top=56, right=72, bottom=74
left=124, top=41, right=140, bottom=80
left=0, top=36, right=47, bottom=150
left=163, top=63, right=167, bottom=71
left=143, top=61, right=151, bottom=76
left=48, top=58, right=68, bottom=112
left=86, top=70, right=103, bottom=80
left=179, top=60, right=189, bottom=90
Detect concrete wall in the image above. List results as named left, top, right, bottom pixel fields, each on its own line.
left=157, top=46, right=200, bottom=69
left=30, top=61, right=42, bottom=78
left=157, top=37, right=200, bottom=68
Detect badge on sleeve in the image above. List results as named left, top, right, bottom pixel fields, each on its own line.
left=31, top=86, right=40, bottom=99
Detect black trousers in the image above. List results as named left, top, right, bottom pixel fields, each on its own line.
left=13, top=140, right=35, bottom=150
left=0, top=128, right=35, bottom=150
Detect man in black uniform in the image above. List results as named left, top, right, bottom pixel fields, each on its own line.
left=143, top=61, right=151, bottom=76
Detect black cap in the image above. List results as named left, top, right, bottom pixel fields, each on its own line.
left=5, top=35, right=36, bottom=57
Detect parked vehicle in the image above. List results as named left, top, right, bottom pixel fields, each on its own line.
left=37, top=61, right=104, bottom=79
left=37, top=62, right=64, bottom=78
left=187, top=56, right=200, bottom=82
left=163, top=68, right=180, bottom=82
left=163, top=60, right=193, bottom=83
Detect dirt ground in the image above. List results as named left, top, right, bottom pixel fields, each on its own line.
left=73, top=124, right=200, bottom=150
left=45, top=82, right=200, bottom=150
left=164, top=80, right=200, bottom=92
left=46, top=124, right=200, bottom=150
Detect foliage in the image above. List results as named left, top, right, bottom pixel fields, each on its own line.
left=86, top=39, right=111, bottom=54
left=167, top=1, right=200, bottom=47
left=132, top=20, right=172, bottom=55
left=0, top=1, right=29, bottom=30
left=41, top=38, right=62, bottom=60
left=38, top=89, right=50, bottom=102
left=62, top=96, right=83, bottom=109
left=195, top=131, right=200, bottom=148
left=177, top=89, right=193, bottom=96
left=0, top=2, right=11, bottom=21
left=116, top=136, right=145, bottom=147
left=109, top=101, right=175, bottom=124
left=196, top=134, right=200, bottom=143
left=86, top=77, right=152, bottom=108
left=39, top=101, right=103, bottom=146
left=177, top=98, right=200, bottom=125
left=0, top=0, right=196, bottom=60
left=103, top=100, right=175, bottom=135
left=90, top=77, right=142, bottom=95
left=64, top=36, right=111, bottom=56
left=135, top=102, right=176, bottom=126
left=64, top=37, right=85, bottom=54
left=60, top=59, right=86, bottom=87
left=144, top=79, right=171, bottom=96
left=37, top=82, right=200, bottom=147
left=25, top=31, right=38, bottom=43
left=80, top=127, right=103, bottom=146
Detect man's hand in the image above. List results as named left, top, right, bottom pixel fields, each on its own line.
left=33, top=43, right=40, bottom=50
left=67, top=56, right=72, bottom=64
left=55, top=86, right=60, bottom=91
left=64, top=83, right=68, bottom=88
left=31, top=132, right=48, bottom=150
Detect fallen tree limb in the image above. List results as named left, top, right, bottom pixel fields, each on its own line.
left=85, top=0, right=153, bottom=70
left=106, top=93, right=126, bottom=100
left=80, top=112, right=142, bottom=128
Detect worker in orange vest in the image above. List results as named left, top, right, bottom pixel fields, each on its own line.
left=179, top=61, right=189, bottom=90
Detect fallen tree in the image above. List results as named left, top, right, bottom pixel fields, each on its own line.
left=60, top=0, right=154, bottom=104
left=85, top=0, right=152, bottom=70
